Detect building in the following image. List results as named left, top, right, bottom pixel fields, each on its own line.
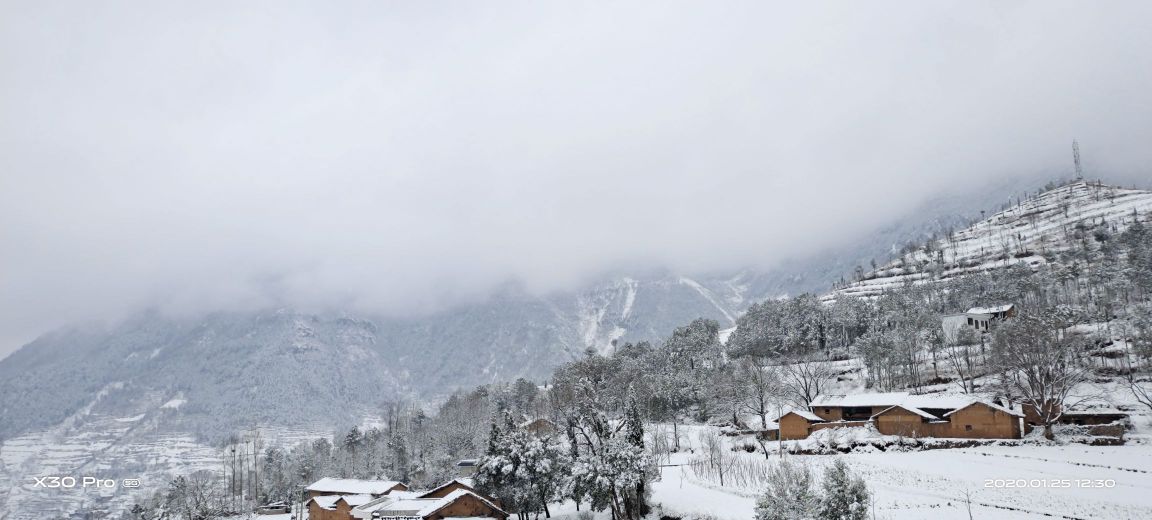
left=778, top=410, right=825, bottom=440
left=308, top=495, right=378, bottom=520
left=779, top=392, right=1023, bottom=440
left=351, top=489, right=508, bottom=520
left=941, top=304, right=1016, bottom=342
left=305, top=478, right=409, bottom=499
left=456, top=459, right=479, bottom=478
left=305, top=478, right=412, bottom=520
left=1021, top=401, right=1129, bottom=437
left=418, top=478, right=478, bottom=499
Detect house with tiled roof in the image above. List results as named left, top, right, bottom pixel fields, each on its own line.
left=351, top=489, right=507, bottom=520
left=779, top=392, right=1024, bottom=440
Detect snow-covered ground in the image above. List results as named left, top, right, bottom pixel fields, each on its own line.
left=649, top=424, right=1152, bottom=520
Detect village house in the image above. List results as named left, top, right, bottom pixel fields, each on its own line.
left=1021, top=400, right=1130, bottom=438
left=418, top=477, right=501, bottom=509
left=455, top=459, right=479, bottom=478
left=941, top=304, right=1016, bottom=342
left=418, top=478, right=477, bottom=499
left=305, top=478, right=412, bottom=520
left=351, top=489, right=508, bottom=520
left=308, top=494, right=378, bottom=520
left=779, top=392, right=1024, bottom=440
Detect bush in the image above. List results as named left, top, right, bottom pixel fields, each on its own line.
left=754, top=460, right=818, bottom=520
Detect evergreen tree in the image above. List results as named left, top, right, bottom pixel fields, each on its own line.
left=754, top=460, right=818, bottom=520
left=817, top=459, right=870, bottom=520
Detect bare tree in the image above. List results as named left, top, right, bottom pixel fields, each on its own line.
left=945, top=328, right=983, bottom=394
left=780, top=358, right=835, bottom=408
left=739, top=358, right=783, bottom=430
left=1128, top=375, right=1152, bottom=413
left=992, top=314, right=1094, bottom=439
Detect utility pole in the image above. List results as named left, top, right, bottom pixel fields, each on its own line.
left=1073, top=139, right=1083, bottom=180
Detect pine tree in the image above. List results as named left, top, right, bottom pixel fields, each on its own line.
left=817, top=459, right=870, bottom=520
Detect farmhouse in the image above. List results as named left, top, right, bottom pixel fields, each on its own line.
left=779, top=392, right=1023, bottom=440
left=418, top=478, right=486, bottom=500
left=308, top=494, right=378, bottom=520
left=351, top=489, right=508, bottom=520
left=941, top=304, right=1016, bottom=341
left=305, top=478, right=413, bottom=520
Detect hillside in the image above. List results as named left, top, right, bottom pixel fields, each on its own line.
left=829, top=181, right=1152, bottom=301
left=0, top=272, right=759, bottom=516
left=0, top=176, right=1105, bottom=517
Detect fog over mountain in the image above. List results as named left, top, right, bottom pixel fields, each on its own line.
left=4, top=1, right=1152, bottom=358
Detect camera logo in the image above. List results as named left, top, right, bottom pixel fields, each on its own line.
left=31, top=476, right=141, bottom=489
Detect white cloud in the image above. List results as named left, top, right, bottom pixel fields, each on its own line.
left=3, top=1, right=1152, bottom=356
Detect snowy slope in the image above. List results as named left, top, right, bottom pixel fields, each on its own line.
left=829, top=181, right=1152, bottom=301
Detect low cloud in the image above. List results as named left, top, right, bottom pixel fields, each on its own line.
left=3, top=1, right=1152, bottom=356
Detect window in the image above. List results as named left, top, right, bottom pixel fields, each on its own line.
left=841, top=406, right=872, bottom=421
left=967, top=317, right=973, bottom=326
left=965, top=425, right=973, bottom=431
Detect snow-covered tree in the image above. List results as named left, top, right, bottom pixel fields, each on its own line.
left=475, top=411, right=568, bottom=519
left=754, top=459, right=818, bottom=520
left=992, top=313, right=1095, bottom=439
left=817, top=459, right=870, bottom=520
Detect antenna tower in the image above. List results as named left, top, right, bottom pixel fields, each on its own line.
left=1073, top=140, right=1083, bottom=180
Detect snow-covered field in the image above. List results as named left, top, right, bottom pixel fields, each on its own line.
left=650, top=426, right=1152, bottom=520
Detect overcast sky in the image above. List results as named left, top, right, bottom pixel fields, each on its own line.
left=2, top=1, right=1151, bottom=358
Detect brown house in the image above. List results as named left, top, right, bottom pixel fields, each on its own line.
left=352, top=489, right=508, bottom=520
left=305, top=478, right=412, bottom=520
left=781, top=392, right=1023, bottom=440
left=308, top=494, right=377, bottom=520
left=779, top=410, right=826, bottom=440
left=420, top=479, right=475, bottom=499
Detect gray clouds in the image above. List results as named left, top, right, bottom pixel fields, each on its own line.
left=3, top=1, right=1152, bottom=356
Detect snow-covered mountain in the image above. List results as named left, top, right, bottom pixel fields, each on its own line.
left=0, top=174, right=1098, bottom=517
left=828, top=181, right=1152, bottom=301
left=0, top=273, right=756, bottom=516
left=0, top=273, right=753, bottom=441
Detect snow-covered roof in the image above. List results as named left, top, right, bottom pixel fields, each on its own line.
left=966, top=304, right=1014, bottom=315
left=356, top=489, right=505, bottom=519
left=904, top=394, right=980, bottom=410
left=811, top=392, right=975, bottom=411
left=309, top=495, right=340, bottom=510
left=944, top=401, right=1024, bottom=418
left=338, top=494, right=377, bottom=507
left=811, top=392, right=910, bottom=407
left=871, top=405, right=937, bottom=421
left=306, top=477, right=404, bottom=495
left=783, top=410, right=825, bottom=422
left=419, top=478, right=477, bottom=498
